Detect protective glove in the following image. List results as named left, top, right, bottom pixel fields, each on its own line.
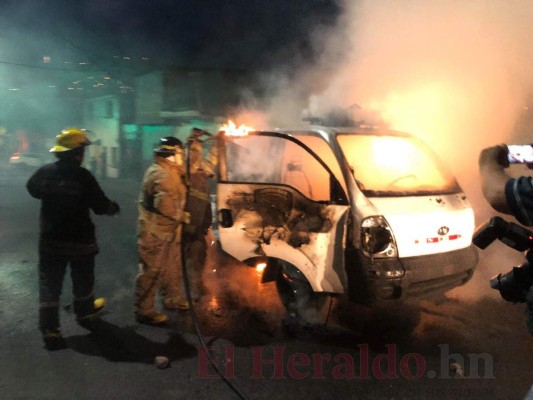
left=190, top=127, right=210, bottom=138
left=175, top=209, right=191, bottom=224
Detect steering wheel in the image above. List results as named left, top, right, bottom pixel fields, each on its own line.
left=386, top=174, right=417, bottom=188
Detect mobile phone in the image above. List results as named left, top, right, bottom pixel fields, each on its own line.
left=507, top=144, right=533, bottom=164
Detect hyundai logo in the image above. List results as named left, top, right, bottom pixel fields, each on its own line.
left=437, top=226, right=449, bottom=236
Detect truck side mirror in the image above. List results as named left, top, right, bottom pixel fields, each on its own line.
left=218, top=208, right=234, bottom=228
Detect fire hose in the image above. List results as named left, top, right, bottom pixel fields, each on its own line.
left=181, top=131, right=251, bottom=400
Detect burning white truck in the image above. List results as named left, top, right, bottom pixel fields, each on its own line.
left=213, top=124, right=478, bottom=317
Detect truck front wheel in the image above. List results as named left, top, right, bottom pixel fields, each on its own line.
left=275, top=263, right=328, bottom=322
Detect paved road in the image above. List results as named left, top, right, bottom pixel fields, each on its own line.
left=0, top=167, right=531, bottom=400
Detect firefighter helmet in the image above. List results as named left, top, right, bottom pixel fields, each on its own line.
left=154, top=136, right=183, bottom=155
left=49, top=128, right=92, bottom=153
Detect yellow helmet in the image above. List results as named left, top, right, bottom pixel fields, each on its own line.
left=154, top=136, right=183, bottom=155
left=49, top=128, right=92, bottom=153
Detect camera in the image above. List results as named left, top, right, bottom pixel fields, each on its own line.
left=473, top=216, right=533, bottom=303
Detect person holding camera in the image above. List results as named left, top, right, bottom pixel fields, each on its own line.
left=479, top=144, right=533, bottom=335
left=479, top=145, right=533, bottom=222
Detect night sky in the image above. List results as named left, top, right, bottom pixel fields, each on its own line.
left=1, top=0, right=341, bottom=71
left=0, top=0, right=343, bottom=133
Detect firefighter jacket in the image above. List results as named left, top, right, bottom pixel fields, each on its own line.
left=137, top=156, right=188, bottom=242
left=184, top=166, right=212, bottom=236
left=184, top=141, right=216, bottom=236
left=26, top=158, right=119, bottom=255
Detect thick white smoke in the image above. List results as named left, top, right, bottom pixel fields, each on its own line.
left=243, top=1, right=533, bottom=301
left=260, top=1, right=533, bottom=174
left=315, top=1, right=533, bottom=171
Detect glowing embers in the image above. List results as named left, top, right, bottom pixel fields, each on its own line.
left=219, top=120, right=254, bottom=137
left=206, top=296, right=222, bottom=315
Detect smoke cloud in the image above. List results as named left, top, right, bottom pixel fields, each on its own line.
left=242, top=1, right=533, bottom=300
left=261, top=1, right=533, bottom=176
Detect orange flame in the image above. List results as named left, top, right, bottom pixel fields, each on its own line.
left=220, top=120, right=254, bottom=136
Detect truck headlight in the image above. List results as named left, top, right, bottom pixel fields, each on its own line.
left=361, top=216, right=397, bottom=258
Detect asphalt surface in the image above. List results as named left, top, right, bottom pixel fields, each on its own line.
left=1, top=166, right=532, bottom=400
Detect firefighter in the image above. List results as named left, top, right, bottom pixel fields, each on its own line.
left=135, top=136, right=190, bottom=325
left=182, top=128, right=218, bottom=303
left=26, top=128, right=120, bottom=350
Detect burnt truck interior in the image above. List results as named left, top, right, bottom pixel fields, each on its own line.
left=215, top=131, right=351, bottom=317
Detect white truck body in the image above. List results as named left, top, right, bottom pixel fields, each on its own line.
left=215, top=126, right=478, bottom=305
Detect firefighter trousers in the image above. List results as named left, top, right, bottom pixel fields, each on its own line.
left=135, top=231, right=183, bottom=316
left=38, top=251, right=97, bottom=333
left=182, top=231, right=208, bottom=301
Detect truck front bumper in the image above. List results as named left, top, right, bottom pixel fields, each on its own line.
left=347, top=244, right=479, bottom=303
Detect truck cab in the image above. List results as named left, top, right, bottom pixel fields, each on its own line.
left=214, top=125, right=478, bottom=316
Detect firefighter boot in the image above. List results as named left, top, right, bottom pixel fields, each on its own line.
left=135, top=311, right=169, bottom=326
left=76, top=297, right=106, bottom=330
left=42, top=329, right=67, bottom=351
left=163, top=297, right=190, bottom=311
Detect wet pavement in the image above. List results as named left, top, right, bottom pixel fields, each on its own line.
left=1, top=166, right=532, bottom=399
